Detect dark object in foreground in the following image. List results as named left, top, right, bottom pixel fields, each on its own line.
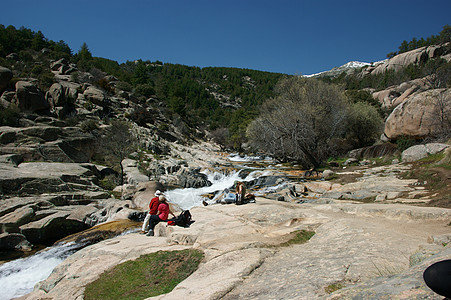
left=167, top=210, right=194, bottom=228
left=423, top=259, right=451, bottom=298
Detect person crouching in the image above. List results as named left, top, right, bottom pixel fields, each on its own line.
left=140, top=190, right=162, bottom=234
left=147, top=195, right=175, bottom=236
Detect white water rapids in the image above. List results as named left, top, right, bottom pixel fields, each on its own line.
left=0, top=154, right=277, bottom=299
left=0, top=243, right=80, bottom=300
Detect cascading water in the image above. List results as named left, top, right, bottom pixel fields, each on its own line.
left=0, top=243, right=80, bottom=300
left=164, top=169, right=263, bottom=209
left=0, top=154, right=279, bottom=300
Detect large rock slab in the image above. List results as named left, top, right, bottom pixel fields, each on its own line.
left=19, top=197, right=451, bottom=300
left=370, top=44, right=449, bottom=76
left=19, top=210, right=86, bottom=244
left=328, top=247, right=451, bottom=299
left=402, top=143, right=449, bottom=162
left=0, top=162, right=95, bottom=195
left=384, top=88, right=451, bottom=140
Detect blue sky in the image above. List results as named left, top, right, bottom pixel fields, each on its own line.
left=3, top=0, right=450, bottom=75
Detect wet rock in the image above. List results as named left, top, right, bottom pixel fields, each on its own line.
left=0, top=233, right=32, bottom=251
left=20, top=210, right=86, bottom=245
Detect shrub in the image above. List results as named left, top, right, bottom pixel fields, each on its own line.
left=247, top=77, right=348, bottom=168
left=396, top=136, right=416, bottom=152
left=80, top=119, right=100, bottom=132
left=345, top=102, right=384, bottom=148
left=115, top=81, right=133, bottom=92
left=0, top=105, right=20, bottom=126
left=135, top=84, right=155, bottom=98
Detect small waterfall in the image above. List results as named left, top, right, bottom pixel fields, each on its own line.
left=0, top=243, right=80, bottom=300
left=165, top=169, right=261, bottom=209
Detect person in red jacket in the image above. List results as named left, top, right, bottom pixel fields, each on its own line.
left=147, top=195, right=175, bottom=236
left=140, top=190, right=162, bottom=234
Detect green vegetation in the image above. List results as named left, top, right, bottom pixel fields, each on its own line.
left=0, top=104, right=20, bottom=126
left=0, top=24, right=71, bottom=58
left=399, top=150, right=451, bottom=208
left=324, top=282, right=345, bottom=294
left=279, top=230, right=315, bottom=247
left=1, top=23, right=449, bottom=157
left=387, top=25, right=451, bottom=58
left=247, top=77, right=352, bottom=168
left=84, top=249, right=204, bottom=300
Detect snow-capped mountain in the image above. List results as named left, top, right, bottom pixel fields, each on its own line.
left=304, top=61, right=372, bottom=78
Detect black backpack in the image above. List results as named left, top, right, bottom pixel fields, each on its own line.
left=169, top=210, right=193, bottom=228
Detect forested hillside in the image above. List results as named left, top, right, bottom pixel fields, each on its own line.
left=1, top=24, right=450, bottom=168
left=0, top=24, right=284, bottom=148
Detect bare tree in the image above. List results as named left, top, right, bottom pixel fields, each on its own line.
left=422, top=60, right=451, bottom=141
left=247, top=77, right=348, bottom=168
left=428, top=89, right=451, bottom=141
left=101, top=119, right=138, bottom=185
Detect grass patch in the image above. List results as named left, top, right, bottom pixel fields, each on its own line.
left=275, top=230, right=315, bottom=248
left=324, top=281, right=345, bottom=294
left=84, top=249, right=204, bottom=300
left=399, top=151, right=451, bottom=209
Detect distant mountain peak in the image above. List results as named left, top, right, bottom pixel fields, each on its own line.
left=305, top=61, right=372, bottom=78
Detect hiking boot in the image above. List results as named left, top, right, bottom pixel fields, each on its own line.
left=139, top=231, right=147, bottom=234
left=146, top=230, right=154, bottom=236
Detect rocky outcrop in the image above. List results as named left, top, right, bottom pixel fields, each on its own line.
left=0, top=66, right=13, bottom=91
left=14, top=81, right=49, bottom=113
left=372, top=77, right=430, bottom=108
left=50, top=58, right=77, bottom=76
left=402, top=143, right=449, bottom=163
left=0, top=161, right=135, bottom=249
left=369, top=43, right=450, bottom=76
left=0, top=125, right=97, bottom=163
left=46, top=81, right=80, bottom=118
left=83, top=86, right=106, bottom=106
left=384, top=88, right=451, bottom=140
left=19, top=197, right=451, bottom=300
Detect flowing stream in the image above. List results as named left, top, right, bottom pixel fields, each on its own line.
left=0, top=243, right=80, bottom=300
left=0, top=154, right=279, bottom=299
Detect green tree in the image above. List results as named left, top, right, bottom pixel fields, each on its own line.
left=346, top=102, right=383, bottom=148
left=76, top=42, right=93, bottom=71
left=31, top=30, right=46, bottom=50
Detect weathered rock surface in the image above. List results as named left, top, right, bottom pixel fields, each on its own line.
left=402, top=143, right=449, bottom=162
left=372, top=77, right=431, bottom=108
left=46, top=81, right=80, bottom=117
left=19, top=196, right=451, bottom=300
left=0, top=161, right=133, bottom=248
left=0, top=125, right=96, bottom=163
left=82, top=86, right=106, bottom=105
left=370, top=44, right=450, bottom=76
left=384, top=88, right=451, bottom=140
left=15, top=81, right=49, bottom=113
